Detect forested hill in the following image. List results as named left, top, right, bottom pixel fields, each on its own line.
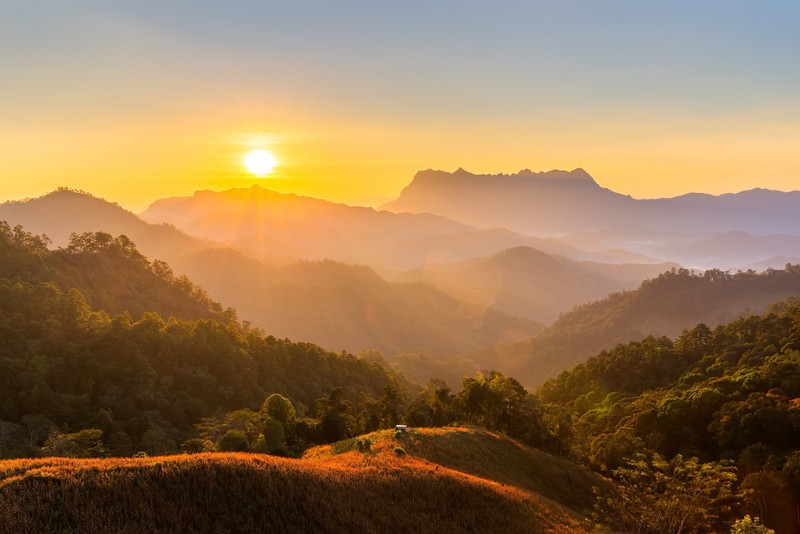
left=471, top=266, right=800, bottom=387
left=537, top=299, right=800, bottom=531
left=0, top=220, right=226, bottom=322
left=0, top=275, right=402, bottom=458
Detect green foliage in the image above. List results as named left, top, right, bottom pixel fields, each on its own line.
left=730, top=516, right=775, bottom=534
left=180, top=438, right=212, bottom=454
left=315, top=388, right=355, bottom=443
left=594, top=453, right=742, bottom=533
left=393, top=446, right=407, bottom=457
left=0, top=222, right=227, bottom=322
left=450, top=371, right=571, bottom=453
left=541, top=301, right=800, bottom=466
left=355, top=437, right=373, bottom=453
left=41, top=428, right=105, bottom=458
left=262, top=418, right=286, bottom=454
left=217, top=430, right=250, bottom=452
left=0, top=273, right=403, bottom=458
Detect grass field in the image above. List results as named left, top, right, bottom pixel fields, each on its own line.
left=0, top=427, right=594, bottom=533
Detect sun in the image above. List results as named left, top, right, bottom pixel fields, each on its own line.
left=243, top=149, right=277, bottom=177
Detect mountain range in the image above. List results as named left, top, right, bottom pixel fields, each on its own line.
left=383, top=167, right=800, bottom=235
left=3, top=165, right=800, bottom=381
left=383, top=168, right=800, bottom=268
left=0, top=190, right=540, bottom=357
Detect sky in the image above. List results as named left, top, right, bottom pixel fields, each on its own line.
left=2, top=1, right=800, bottom=211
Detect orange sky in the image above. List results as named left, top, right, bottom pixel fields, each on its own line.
left=2, top=3, right=799, bottom=211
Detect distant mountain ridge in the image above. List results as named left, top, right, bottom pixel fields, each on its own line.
left=0, top=188, right=214, bottom=260
left=396, top=245, right=677, bottom=323
left=382, top=168, right=800, bottom=236
left=1, top=189, right=542, bottom=357
left=141, top=184, right=664, bottom=269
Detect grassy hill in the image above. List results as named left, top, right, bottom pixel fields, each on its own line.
left=0, top=428, right=592, bottom=533
left=307, top=426, right=603, bottom=516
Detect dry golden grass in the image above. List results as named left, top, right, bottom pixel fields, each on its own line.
left=0, top=428, right=589, bottom=533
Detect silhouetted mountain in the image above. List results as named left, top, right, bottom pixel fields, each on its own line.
left=141, top=185, right=478, bottom=269
left=0, top=189, right=213, bottom=261
left=395, top=246, right=677, bottom=323
left=467, top=266, right=800, bottom=387
left=382, top=168, right=800, bottom=237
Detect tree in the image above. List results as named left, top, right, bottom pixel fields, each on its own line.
left=782, top=451, right=800, bottom=533
left=741, top=470, right=785, bottom=521
left=406, top=379, right=453, bottom=427
left=260, top=394, right=296, bottom=434
left=41, top=428, right=104, bottom=457
left=138, top=425, right=174, bottom=456
left=216, top=429, right=249, bottom=452
left=0, top=420, right=21, bottom=457
left=262, top=418, right=287, bottom=454
left=315, top=388, right=354, bottom=443
left=20, top=414, right=53, bottom=452
left=730, top=516, right=774, bottom=534
left=595, top=453, right=743, bottom=533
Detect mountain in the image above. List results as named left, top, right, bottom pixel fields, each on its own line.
left=652, top=231, right=800, bottom=269
left=0, top=189, right=213, bottom=261
left=2, top=190, right=540, bottom=357
left=382, top=167, right=629, bottom=235
left=382, top=167, right=800, bottom=237
left=0, top=221, right=225, bottom=322
left=468, top=265, right=800, bottom=387
left=141, top=185, right=476, bottom=269
left=395, top=246, right=677, bottom=323
left=743, top=255, right=800, bottom=272
left=171, top=248, right=541, bottom=356
left=141, top=184, right=647, bottom=269
left=0, top=428, right=596, bottom=533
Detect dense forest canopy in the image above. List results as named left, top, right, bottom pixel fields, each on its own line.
left=0, top=222, right=405, bottom=457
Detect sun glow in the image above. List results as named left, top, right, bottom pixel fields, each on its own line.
left=243, top=149, right=277, bottom=177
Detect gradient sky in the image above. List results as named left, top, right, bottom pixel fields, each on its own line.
left=2, top=1, right=799, bottom=210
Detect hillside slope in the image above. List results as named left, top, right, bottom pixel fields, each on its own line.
left=2, top=191, right=540, bottom=357
left=471, top=266, right=800, bottom=387
left=0, top=189, right=212, bottom=260
left=306, top=426, right=602, bottom=516
left=398, top=246, right=675, bottom=323
left=0, top=221, right=225, bottom=322
left=537, top=300, right=800, bottom=533
left=177, top=249, right=541, bottom=356
left=0, top=428, right=590, bottom=533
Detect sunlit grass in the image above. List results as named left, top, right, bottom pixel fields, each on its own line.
left=0, top=428, right=587, bottom=533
